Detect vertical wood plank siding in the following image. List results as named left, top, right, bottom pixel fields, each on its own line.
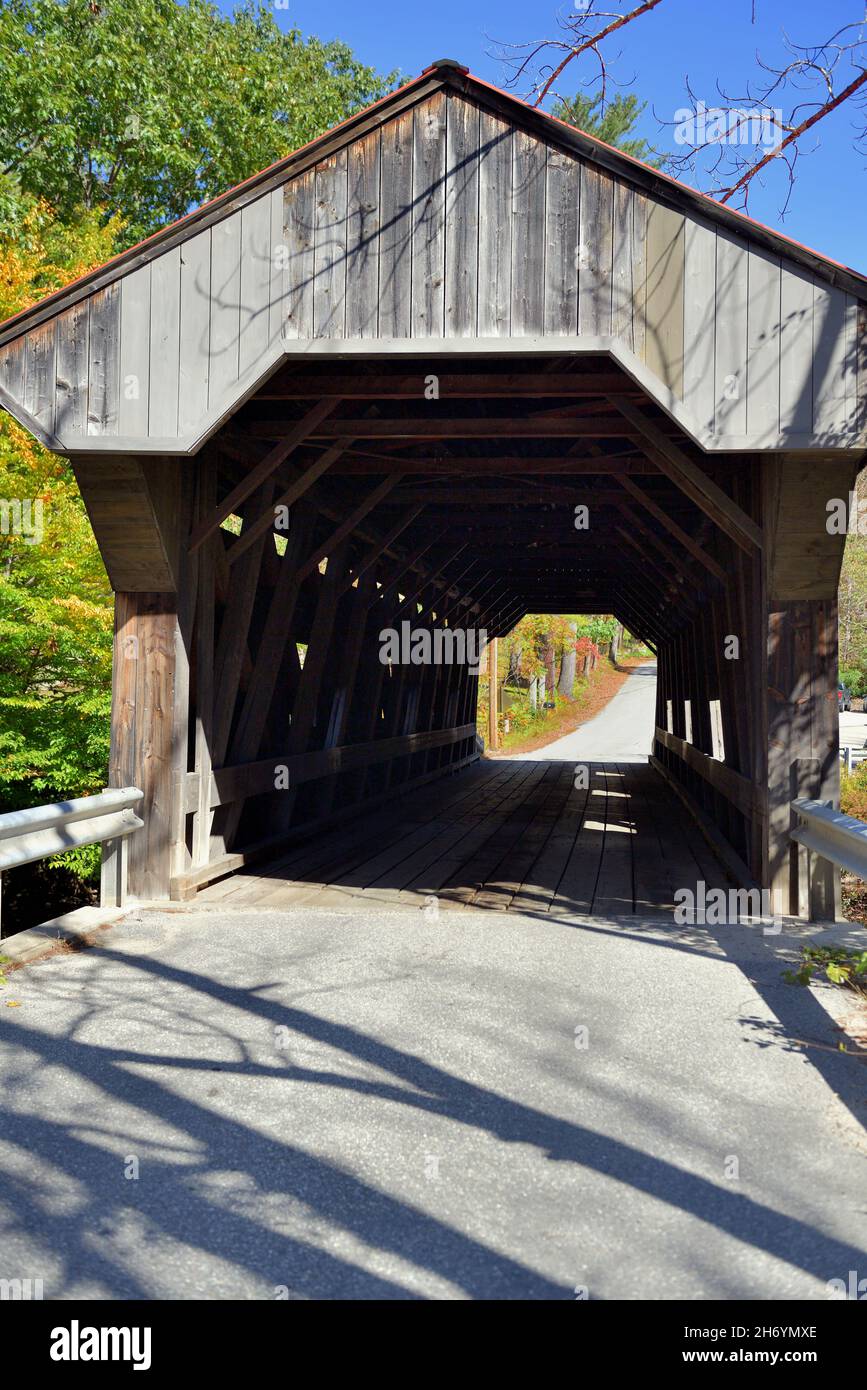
left=0, top=91, right=864, bottom=450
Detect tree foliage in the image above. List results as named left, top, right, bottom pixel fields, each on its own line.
left=552, top=91, right=662, bottom=165
left=0, top=204, right=117, bottom=811
left=0, top=0, right=396, bottom=247
left=503, top=613, right=619, bottom=688
left=0, top=2, right=389, bottom=846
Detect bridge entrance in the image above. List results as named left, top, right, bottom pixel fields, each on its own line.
left=0, top=60, right=862, bottom=921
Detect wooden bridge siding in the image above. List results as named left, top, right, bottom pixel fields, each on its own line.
left=651, top=474, right=764, bottom=883
left=649, top=453, right=857, bottom=915
left=2, top=93, right=865, bottom=452
left=97, top=447, right=495, bottom=902
left=78, top=423, right=856, bottom=915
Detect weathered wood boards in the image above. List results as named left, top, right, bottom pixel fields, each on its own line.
left=1, top=76, right=864, bottom=454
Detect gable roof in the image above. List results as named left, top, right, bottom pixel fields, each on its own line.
left=0, top=58, right=863, bottom=458
left=1, top=55, right=865, bottom=349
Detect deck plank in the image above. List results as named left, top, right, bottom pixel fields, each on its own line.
left=590, top=763, right=635, bottom=917
left=195, top=759, right=731, bottom=917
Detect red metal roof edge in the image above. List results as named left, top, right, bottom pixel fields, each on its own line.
left=1, top=56, right=864, bottom=342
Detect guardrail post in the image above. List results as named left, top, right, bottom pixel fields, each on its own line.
left=100, top=835, right=128, bottom=909
left=791, top=759, right=816, bottom=919
left=809, top=800, right=840, bottom=923
left=791, top=759, right=840, bottom=922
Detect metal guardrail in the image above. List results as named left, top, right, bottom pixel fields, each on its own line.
left=791, top=798, right=867, bottom=881
left=839, top=745, right=867, bottom=772
left=0, top=787, right=143, bottom=938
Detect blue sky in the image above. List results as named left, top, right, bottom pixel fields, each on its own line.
left=220, top=0, right=866, bottom=274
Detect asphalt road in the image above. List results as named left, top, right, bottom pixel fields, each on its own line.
left=1, top=902, right=865, bottom=1300
left=517, top=659, right=657, bottom=761
left=840, top=709, right=867, bottom=747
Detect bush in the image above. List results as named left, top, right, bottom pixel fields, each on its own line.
left=841, top=764, right=867, bottom=820
left=840, top=667, right=864, bottom=696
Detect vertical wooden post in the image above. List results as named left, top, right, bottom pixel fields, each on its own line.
left=488, top=637, right=499, bottom=752
left=766, top=600, right=841, bottom=921
left=109, top=592, right=180, bottom=901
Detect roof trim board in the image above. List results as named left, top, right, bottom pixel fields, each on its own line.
left=17, top=336, right=863, bottom=458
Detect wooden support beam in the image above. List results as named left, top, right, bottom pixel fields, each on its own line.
left=192, top=463, right=216, bottom=868
left=615, top=473, right=727, bottom=583
left=187, top=722, right=480, bottom=814
left=210, top=480, right=277, bottom=771
left=365, top=530, right=452, bottom=613
left=227, top=445, right=656, bottom=475
left=378, top=542, right=467, bottom=617
left=257, top=371, right=636, bottom=399
left=613, top=596, right=658, bottom=654
left=223, top=504, right=317, bottom=782
left=255, top=416, right=646, bottom=440
left=654, top=726, right=762, bottom=820
left=608, top=396, right=763, bottom=554
left=189, top=397, right=338, bottom=552
left=615, top=506, right=704, bottom=603
left=395, top=487, right=632, bottom=506
left=340, top=505, right=424, bottom=594
left=297, top=474, right=403, bottom=582
left=110, top=592, right=179, bottom=900
left=226, top=434, right=355, bottom=565
left=289, top=541, right=353, bottom=754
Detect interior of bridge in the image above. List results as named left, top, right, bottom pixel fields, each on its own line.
left=169, top=350, right=765, bottom=913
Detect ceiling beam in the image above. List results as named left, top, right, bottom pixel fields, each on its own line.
left=252, top=417, right=647, bottom=440
left=615, top=473, right=727, bottom=583
left=226, top=434, right=356, bottom=566
left=189, top=397, right=338, bottom=553
left=256, top=371, right=638, bottom=400
left=608, top=396, right=763, bottom=554
left=296, top=475, right=403, bottom=583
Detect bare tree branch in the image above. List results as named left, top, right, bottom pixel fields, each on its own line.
left=534, top=0, right=666, bottom=107
left=720, top=64, right=867, bottom=204
left=493, top=0, right=668, bottom=109
left=498, top=2, right=867, bottom=215
left=663, top=20, right=867, bottom=211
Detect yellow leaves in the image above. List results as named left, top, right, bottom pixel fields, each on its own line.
left=52, top=594, right=110, bottom=624
left=0, top=198, right=120, bottom=323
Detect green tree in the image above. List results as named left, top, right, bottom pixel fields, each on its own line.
left=552, top=91, right=663, bottom=166
left=0, top=199, right=117, bottom=813
left=0, top=0, right=396, bottom=248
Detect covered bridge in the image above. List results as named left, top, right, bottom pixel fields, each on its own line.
left=0, top=59, right=864, bottom=918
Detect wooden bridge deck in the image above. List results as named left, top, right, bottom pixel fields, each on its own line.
left=198, top=758, right=729, bottom=916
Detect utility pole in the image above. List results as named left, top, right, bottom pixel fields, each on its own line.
left=488, top=638, right=499, bottom=751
